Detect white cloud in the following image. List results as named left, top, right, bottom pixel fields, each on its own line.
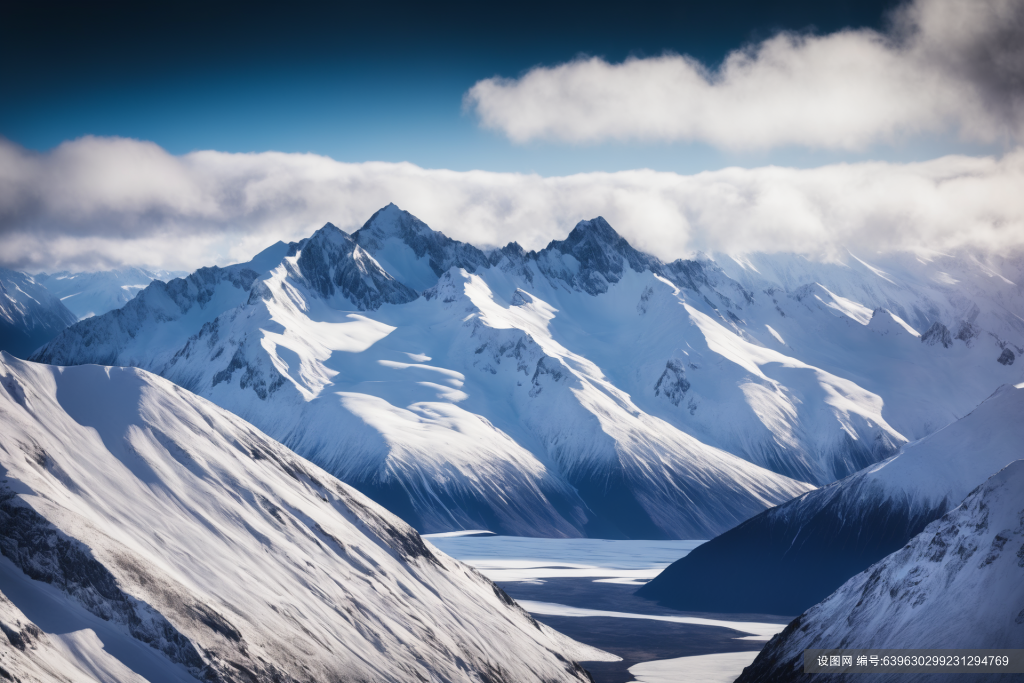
left=464, top=0, right=1024, bottom=149
left=1, top=136, right=1023, bottom=272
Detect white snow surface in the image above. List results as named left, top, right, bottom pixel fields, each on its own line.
left=0, top=352, right=614, bottom=683
left=518, top=602, right=785, bottom=640
left=628, top=651, right=761, bottom=683
left=743, top=459, right=1024, bottom=682
left=425, top=535, right=704, bottom=583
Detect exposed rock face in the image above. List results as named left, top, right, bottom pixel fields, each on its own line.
left=921, top=321, right=953, bottom=347
left=998, top=347, right=1015, bottom=365
left=291, top=223, right=419, bottom=310
left=654, top=359, right=691, bottom=407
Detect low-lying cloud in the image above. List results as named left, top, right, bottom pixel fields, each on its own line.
left=465, top=0, right=1024, bottom=149
left=2, top=136, right=1023, bottom=272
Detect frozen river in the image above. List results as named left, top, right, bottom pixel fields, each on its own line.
left=425, top=533, right=791, bottom=683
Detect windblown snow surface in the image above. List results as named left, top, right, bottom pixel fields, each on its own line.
left=638, top=381, right=1024, bottom=615
left=33, top=205, right=1024, bottom=538
left=0, top=352, right=613, bottom=683
left=737, top=459, right=1024, bottom=683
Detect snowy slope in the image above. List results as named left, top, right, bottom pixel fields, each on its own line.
left=737, top=459, right=1024, bottom=683
left=0, top=269, right=77, bottom=359
left=638, top=382, right=1024, bottom=614
left=0, top=352, right=612, bottom=683
left=36, top=267, right=189, bottom=320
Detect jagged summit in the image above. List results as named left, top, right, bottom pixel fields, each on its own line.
left=289, top=222, right=418, bottom=310
left=352, top=204, right=489, bottom=291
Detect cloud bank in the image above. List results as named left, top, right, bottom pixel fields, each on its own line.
left=465, top=0, right=1024, bottom=149
left=2, top=135, right=1023, bottom=272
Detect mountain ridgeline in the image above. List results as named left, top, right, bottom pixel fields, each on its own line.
left=31, top=204, right=1024, bottom=540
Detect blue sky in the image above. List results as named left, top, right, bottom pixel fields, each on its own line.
left=5, top=0, right=978, bottom=175
left=2, top=0, right=1022, bottom=272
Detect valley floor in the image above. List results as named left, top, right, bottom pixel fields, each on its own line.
left=426, top=534, right=793, bottom=683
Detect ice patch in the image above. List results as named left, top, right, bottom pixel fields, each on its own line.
left=518, top=601, right=786, bottom=640
left=628, top=651, right=761, bottom=683
left=426, top=536, right=704, bottom=582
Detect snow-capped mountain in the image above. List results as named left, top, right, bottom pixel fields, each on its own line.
left=351, top=203, right=490, bottom=291
left=156, top=221, right=813, bottom=539
left=736, top=458, right=1024, bottom=683
left=36, top=267, right=189, bottom=320
left=638, top=381, right=1024, bottom=614
left=31, top=205, right=1024, bottom=537
left=0, top=352, right=611, bottom=683
left=0, top=268, right=77, bottom=359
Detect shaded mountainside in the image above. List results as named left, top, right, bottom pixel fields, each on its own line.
left=0, top=269, right=77, bottom=360
left=0, top=352, right=612, bottom=683
left=638, top=382, right=1024, bottom=614
left=736, top=459, right=1024, bottom=683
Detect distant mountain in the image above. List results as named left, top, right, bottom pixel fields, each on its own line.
left=0, top=268, right=77, bottom=359
left=0, top=351, right=610, bottom=683
left=637, top=382, right=1024, bottom=614
left=36, top=267, right=189, bottom=320
left=30, top=205, right=1024, bottom=537
left=736, top=459, right=1024, bottom=683
left=33, top=241, right=290, bottom=369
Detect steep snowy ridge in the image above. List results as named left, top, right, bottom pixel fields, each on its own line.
left=737, top=459, right=1024, bottom=683
left=0, top=352, right=612, bottom=683
left=0, top=269, right=77, bottom=359
left=36, top=267, right=189, bottom=320
left=638, top=382, right=1024, bottom=614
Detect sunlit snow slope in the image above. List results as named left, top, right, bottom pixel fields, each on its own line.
left=737, top=459, right=1024, bottom=683
left=639, top=382, right=1024, bottom=614
left=0, top=352, right=611, bottom=683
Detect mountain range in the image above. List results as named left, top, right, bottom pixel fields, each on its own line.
left=25, top=204, right=1024, bottom=538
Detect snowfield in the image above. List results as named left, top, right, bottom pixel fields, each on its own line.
left=0, top=352, right=613, bottom=683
